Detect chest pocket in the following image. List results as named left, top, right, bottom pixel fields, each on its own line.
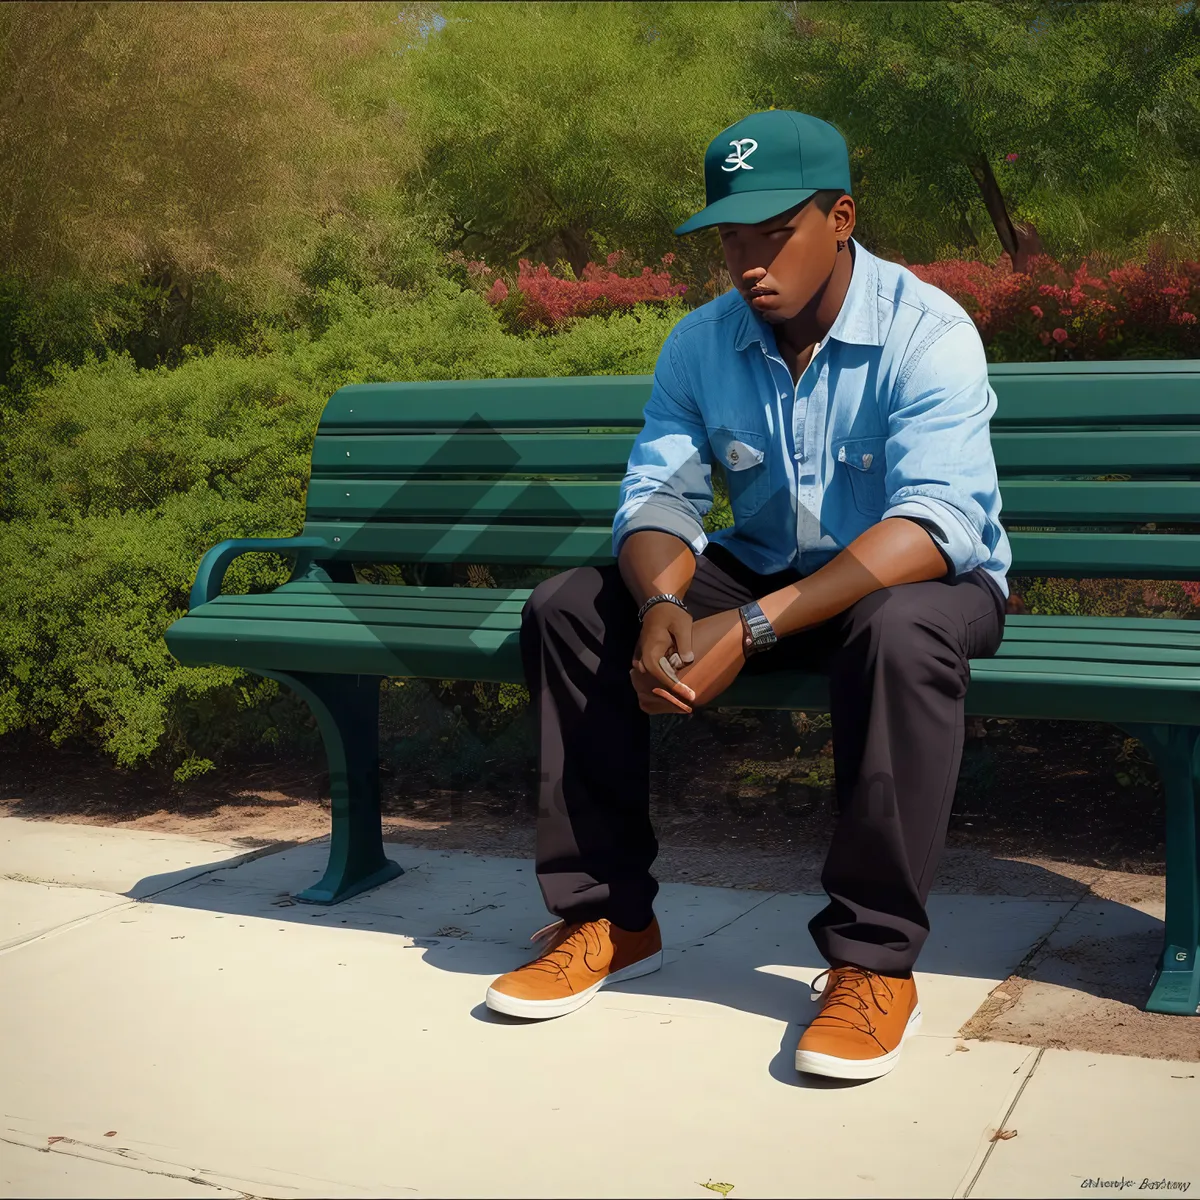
left=836, top=436, right=888, bottom=517
left=713, top=427, right=771, bottom=519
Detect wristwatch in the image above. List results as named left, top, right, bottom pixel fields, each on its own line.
left=738, top=600, right=778, bottom=658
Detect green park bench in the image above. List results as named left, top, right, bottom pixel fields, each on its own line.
left=163, top=362, right=1200, bottom=1016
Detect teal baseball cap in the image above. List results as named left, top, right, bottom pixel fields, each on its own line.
left=674, top=109, right=852, bottom=236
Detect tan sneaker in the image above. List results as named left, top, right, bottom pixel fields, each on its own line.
left=794, top=965, right=922, bottom=1080
left=485, top=915, right=663, bottom=1019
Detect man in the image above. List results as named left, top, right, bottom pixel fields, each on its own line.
left=486, top=109, right=1012, bottom=1082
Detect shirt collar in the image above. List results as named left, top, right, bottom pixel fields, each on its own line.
left=733, top=236, right=883, bottom=353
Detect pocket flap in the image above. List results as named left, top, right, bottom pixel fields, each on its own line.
left=836, top=437, right=885, bottom=472
left=717, top=429, right=767, bottom=471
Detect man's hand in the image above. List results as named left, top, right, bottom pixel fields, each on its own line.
left=630, top=608, right=748, bottom=715
left=632, top=601, right=696, bottom=704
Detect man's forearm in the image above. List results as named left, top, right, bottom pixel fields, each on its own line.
left=618, top=530, right=698, bottom=606
left=756, top=517, right=949, bottom=638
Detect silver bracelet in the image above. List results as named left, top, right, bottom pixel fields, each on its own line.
left=637, top=592, right=689, bottom=624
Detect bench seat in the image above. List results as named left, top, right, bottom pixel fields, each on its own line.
left=169, top=581, right=1200, bottom=727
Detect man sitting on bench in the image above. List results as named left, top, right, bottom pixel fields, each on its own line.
left=486, top=108, right=1012, bottom=1082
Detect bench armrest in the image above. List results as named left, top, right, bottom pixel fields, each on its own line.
left=189, top=536, right=333, bottom=611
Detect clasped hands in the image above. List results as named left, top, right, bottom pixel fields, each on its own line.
left=629, top=604, right=750, bottom=716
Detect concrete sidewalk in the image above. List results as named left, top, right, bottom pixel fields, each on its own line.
left=1, top=817, right=1196, bottom=1199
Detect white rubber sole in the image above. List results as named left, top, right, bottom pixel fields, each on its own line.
left=794, top=1004, right=923, bottom=1080
left=485, top=949, right=664, bottom=1020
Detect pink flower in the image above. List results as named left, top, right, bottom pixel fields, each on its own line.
left=1029, top=304, right=1043, bottom=319
left=485, top=279, right=509, bottom=304
left=1006, top=153, right=1019, bottom=162
left=1052, top=327, right=1068, bottom=342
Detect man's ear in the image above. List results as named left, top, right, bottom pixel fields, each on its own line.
left=834, top=196, right=856, bottom=240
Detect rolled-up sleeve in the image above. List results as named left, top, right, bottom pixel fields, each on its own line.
left=612, top=333, right=713, bottom=560
left=881, top=319, right=1003, bottom=581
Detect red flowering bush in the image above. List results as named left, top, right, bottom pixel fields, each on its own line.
left=1006, top=576, right=1200, bottom=619
left=449, top=249, right=687, bottom=333
left=453, top=243, right=1198, bottom=357
left=908, top=250, right=1200, bottom=361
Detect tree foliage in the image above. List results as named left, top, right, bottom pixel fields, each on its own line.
left=765, top=0, right=1200, bottom=264
left=397, top=1, right=792, bottom=295
left=0, top=2, right=424, bottom=345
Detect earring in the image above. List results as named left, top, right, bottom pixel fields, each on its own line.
left=837, top=239, right=847, bottom=252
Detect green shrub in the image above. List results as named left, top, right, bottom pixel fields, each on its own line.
left=0, top=281, right=686, bottom=780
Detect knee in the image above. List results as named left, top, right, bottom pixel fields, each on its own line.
left=522, top=567, right=593, bottom=631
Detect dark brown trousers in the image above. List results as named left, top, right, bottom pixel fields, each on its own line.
left=517, top=539, right=1007, bottom=975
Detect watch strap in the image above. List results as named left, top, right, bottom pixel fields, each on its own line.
left=738, top=599, right=778, bottom=656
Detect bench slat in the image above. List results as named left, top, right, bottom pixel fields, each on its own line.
left=183, top=601, right=1200, bottom=665
left=304, top=478, right=620, bottom=522
left=321, top=379, right=651, bottom=429
left=1006, top=531, right=1200, bottom=576
left=207, top=601, right=526, bottom=631
left=993, top=429, right=1200, bottom=473
left=258, top=585, right=531, bottom=611
left=317, top=368, right=1200, bottom=439
left=168, top=613, right=1200, bottom=671
left=208, top=586, right=1200, bottom=644
left=999, top=480, right=1200, bottom=521
left=303, top=477, right=1200, bottom=524
left=990, top=374, right=1200, bottom=425
left=308, top=428, right=1200, bottom=479
left=312, top=432, right=637, bottom=476
left=295, top=519, right=1200, bottom=576
left=299, top=519, right=615, bottom=564
left=987, top=361, right=1200, bottom=374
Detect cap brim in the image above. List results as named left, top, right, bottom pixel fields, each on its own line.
left=673, top=188, right=820, bottom=236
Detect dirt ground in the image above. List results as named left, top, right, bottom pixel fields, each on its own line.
left=3, top=709, right=1195, bottom=1060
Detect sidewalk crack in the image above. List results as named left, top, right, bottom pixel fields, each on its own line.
left=701, top=892, right=781, bottom=939
left=959, top=1046, right=1045, bottom=1198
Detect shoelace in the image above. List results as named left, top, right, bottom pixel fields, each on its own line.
left=530, top=919, right=567, bottom=947
left=808, top=966, right=896, bottom=1043
left=516, top=918, right=606, bottom=981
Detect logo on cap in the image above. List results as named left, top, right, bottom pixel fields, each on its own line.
left=722, top=138, right=758, bottom=172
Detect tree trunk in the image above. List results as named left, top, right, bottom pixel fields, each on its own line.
left=557, top=225, right=594, bottom=280
left=953, top=201, right=979, bottom=254
left=968, top=155, right=1043, bottom=273
left=164, top=276, right=193, bottom=360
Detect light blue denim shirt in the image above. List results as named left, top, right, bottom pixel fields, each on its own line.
left=611, top=236, right=1012, bottom=600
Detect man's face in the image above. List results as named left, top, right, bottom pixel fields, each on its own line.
left=718, top=195, right=854, bottom=323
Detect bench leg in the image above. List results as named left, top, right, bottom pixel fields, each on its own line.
left=257, top=670, right=404, bottom=904
left=1116, top=722, right=1200, bottom=1015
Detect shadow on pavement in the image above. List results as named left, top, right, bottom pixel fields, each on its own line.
left=124, top=839, right=1165, bottom=1030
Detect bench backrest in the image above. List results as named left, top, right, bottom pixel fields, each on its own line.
left=300, top=362, right=1200, bottom=579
